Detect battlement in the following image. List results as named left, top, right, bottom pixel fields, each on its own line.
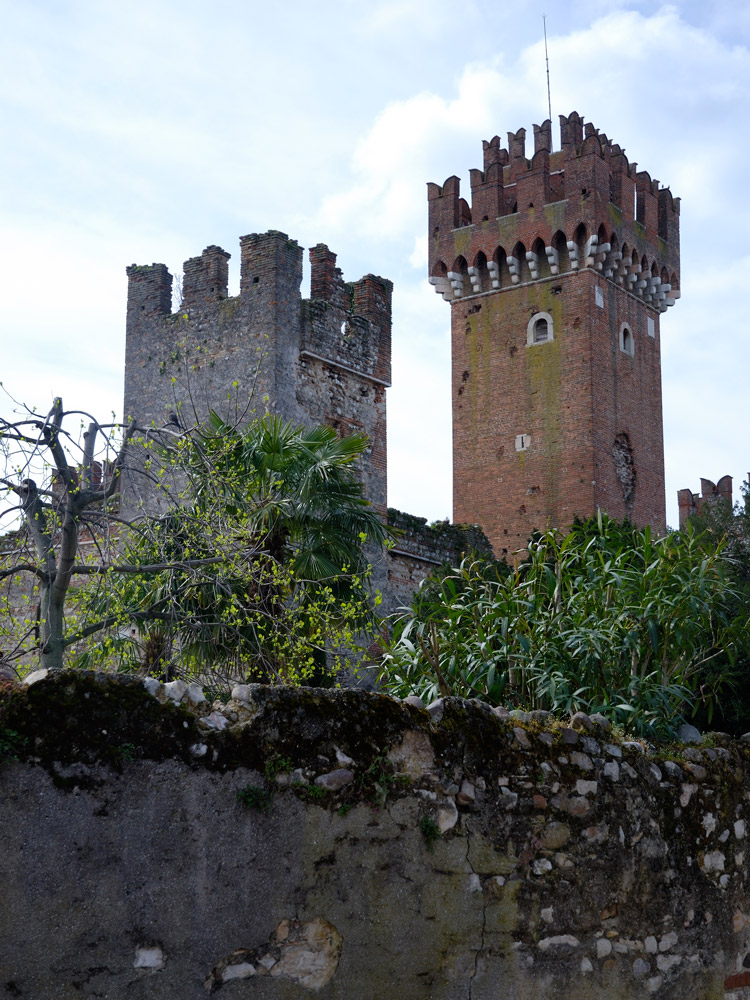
left=125, top=233, right=392, bottom=350
left=428, top=112, right=680, bottom=312
left=124, top=230, right=392, bottom=520
left=302, top=244, right=392, bottom=388
left=677, top=476, right=733, bottom=527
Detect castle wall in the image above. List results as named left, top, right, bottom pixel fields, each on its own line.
left=2, top=671, right=750, bottom=1000
left=383, top=509, right=494, bottom=613
left=678, top=476, right=734, bottom=527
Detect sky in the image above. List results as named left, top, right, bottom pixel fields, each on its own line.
left=1, top=0, right=748, bottom=530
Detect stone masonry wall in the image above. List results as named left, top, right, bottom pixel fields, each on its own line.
left=383, top=509, right=494, bottom=613
left=123, top=232, right=391, bottom=518
left=2, top=671, right=750, bottom=999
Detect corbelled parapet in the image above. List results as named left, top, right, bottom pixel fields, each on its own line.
left=427, top=111, right=680, bottom=313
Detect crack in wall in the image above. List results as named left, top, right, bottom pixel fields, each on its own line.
left=465, top=829, right=488, bottom=1000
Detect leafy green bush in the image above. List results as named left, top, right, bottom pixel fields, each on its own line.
left=379, top=514, right=744, bottom=736
left=71, top=414, right=385, bottom=686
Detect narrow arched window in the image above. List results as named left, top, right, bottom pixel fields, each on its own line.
left=534, top=318, right=549, bottom=342
left=620, top=324, right=634, bottom=356
left=527, top=312, right=554, bottom=346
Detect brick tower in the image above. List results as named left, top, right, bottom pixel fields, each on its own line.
left=428, top=112, right=680, bottom=557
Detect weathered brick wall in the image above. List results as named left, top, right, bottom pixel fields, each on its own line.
left=429, top=112, right=678, bottom=555
left=2, top=671, right=750, bottom=1000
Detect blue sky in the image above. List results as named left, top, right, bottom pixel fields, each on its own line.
left=1, top=0, right=748, bottom=528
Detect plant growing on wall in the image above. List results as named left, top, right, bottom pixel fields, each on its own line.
left=379, top=513, right=745, bottom=736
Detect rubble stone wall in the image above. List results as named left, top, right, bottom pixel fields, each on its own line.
left=1, top=672, right=750, bottom=999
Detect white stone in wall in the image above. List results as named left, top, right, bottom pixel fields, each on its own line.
left=22, top=669, right=49, bottom=687
left=163, top=680, right=188, bottom=704
left=143, top=677, right=162, bottom=699
left=223, top=962, right=256, bottom=981
left=133, top=946, right=165, bottom=969
left=702, top=851, right=726, bottom=872
left=538, top=935, right=579, bottom=952
left=436, top=798, right=459, bottom=832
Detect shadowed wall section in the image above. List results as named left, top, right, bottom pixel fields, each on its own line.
left=1, top=673, right=749, bottom=999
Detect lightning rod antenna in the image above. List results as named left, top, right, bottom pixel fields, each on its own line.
left=543, top=14, right=552, bottom=133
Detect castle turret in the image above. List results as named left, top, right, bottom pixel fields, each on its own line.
left=124, top=232, right=391, bottom=516
left=428, top=113, right=680, bottom=555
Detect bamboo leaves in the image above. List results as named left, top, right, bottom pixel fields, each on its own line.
left=379, top=515, right=743, bottom=736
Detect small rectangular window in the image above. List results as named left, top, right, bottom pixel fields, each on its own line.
left=595, top=286, right=604, bottom=308
left=647, top=317, right=655, bottom=338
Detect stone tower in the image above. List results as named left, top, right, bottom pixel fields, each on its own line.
left=428, top=112, right=680, bottom=557
left=124, top=231, right=392, bottom=516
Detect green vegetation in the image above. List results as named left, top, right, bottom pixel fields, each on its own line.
left=3, top=392, right=748, bottom=740
left=236, top=784, right=273, bottom=812
left=0, top=726, right=26, bottom=763
left=1, top=399, right=384, bottom=685
left=116, top=742, right=138, bottom=763
left=264, top=754, right=293, bottom=783
left=686, top=482, right=750, bottom=733
left=299, top=783, right=327, bottom=803
left=419, top=815, right=442, bottom=852
left=75, top=413, right=385, bottom=686
left=379, top=513, right=748, bottom=737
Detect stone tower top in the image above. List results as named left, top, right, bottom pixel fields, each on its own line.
left=124, top=231, right=392, bottom=518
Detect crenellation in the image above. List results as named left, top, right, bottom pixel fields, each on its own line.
left=635, top=170, right=660, bottom=235
left=658, top=186, right=680, bottom=244
left=507, top=127, right=527, bottom=178
left=427, top=175, right=461, bottom=242
left=309, top=243, right=339, bottom=302
left=239, top=229, right=303, bottom=297
left=125, top=262, right=172, bottom=319
left=427, top=113, right=680, bottom=317
left=469, top=167, right=503, bottom=224
left=482, top=134, right=507, bottom=173
left=124, top=230, right=390, bottom=521
left=533, top=119, right=552, bottom=154
left=678, top=475, right=734, bottom=527
left=559, top=110, right=584, bottom=152
left=181, top=244, right=230, bottom=309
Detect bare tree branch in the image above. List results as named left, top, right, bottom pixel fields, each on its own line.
left=70, top=557, right=226, bottom=575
